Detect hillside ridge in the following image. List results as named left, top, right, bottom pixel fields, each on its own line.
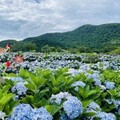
left=0, top=23, right=120, bottom=53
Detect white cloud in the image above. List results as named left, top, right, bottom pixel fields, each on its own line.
left=0, top=0, right=120, bottom=40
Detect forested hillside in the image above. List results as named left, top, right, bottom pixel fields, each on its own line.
left=0, top=23, right=120, bottom=53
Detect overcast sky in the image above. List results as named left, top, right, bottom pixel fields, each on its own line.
left=0, top=0, right=120, bottom=40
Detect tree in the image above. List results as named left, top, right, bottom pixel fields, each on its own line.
left=24, top=43, right=36, bottom=51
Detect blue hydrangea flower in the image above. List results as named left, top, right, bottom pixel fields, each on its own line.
left=10, top=77, right=24, bottom=82
left=113, top=100, right=120, bottom=115
left=88, top=72, right=99, bottom=79
left=9, top=104, right=53, bottom=120
left=87, top=73, right=101, bottom=86
left=11, top=82, right=27, bottom=95
left=86, top=102, right=101, bottom=112
left=60, top=114, right=72, bottom=120
left=8, top=104, right=32, bottom=120
left=71, top=81, right=86, bottom=91
left=105, top=81, right=115, bottom=89
left=94, top=78, right=101, bottom=86
left=96, top=112, right=116, bottom=120
left=67, top=68, right=79, bottom=76
left=30, top=107, right=53, bottom=120
left=63, top=96, right=82, bottom=119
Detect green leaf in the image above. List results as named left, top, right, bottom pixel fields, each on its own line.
left=46, top=104, right=63, bottom=115
left=0, top=93, right=13, bottom=110
left=82, top=112, right=96, bottom=117
left=19, top=69, right=29, bottom=79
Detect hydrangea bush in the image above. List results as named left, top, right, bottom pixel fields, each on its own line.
left=0, top=52, right=120, bottom=119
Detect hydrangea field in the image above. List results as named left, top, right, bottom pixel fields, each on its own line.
left=0, top=52, right=120, bottom=120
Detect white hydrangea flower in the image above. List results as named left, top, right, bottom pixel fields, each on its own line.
left=0, top=111, right=6, bottom=120
left=99, top=85, right=106, bottom=90
left=50, top=92, right=72, bottom=105
left=104, top=99, right=113, bottom=104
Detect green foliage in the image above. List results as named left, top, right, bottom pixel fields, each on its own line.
left=11, top=42, right=36, bottom=52
left=0, top=90, right=13, bottom=110
left=0, top=67, right=120, bottom=119
left=45, top=104, right=63, bottom=115
left=78, top=85, right=101, bottom=100
left=41, top=45, right=64, bottom=53
left=0, top=87, right=18, bottom=115
left=82, top=53, right=100, bottom=63
left=102, top=70, right=120, bottom=84
left=110, top=47, right=120, bottom=54
left=0, top=40, right=17, bottom=48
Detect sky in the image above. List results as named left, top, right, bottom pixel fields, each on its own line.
left=0, top=0, right=120, bottom=40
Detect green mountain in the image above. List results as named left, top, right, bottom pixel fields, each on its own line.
left=0, top=23, right=120, bottom=53
left=0, top=40, right=17, bottom=47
